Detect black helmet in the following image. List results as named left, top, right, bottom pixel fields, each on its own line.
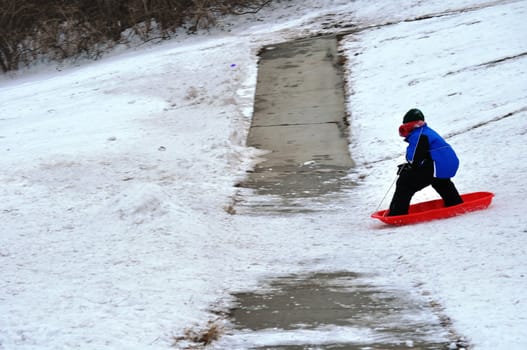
left=402, top=108, right=425, bottom=123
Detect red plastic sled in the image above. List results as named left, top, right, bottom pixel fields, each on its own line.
left=371, top=191, right=494, bottom=226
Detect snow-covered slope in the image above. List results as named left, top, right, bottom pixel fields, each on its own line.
left=1, top=0, right=526, bottom=349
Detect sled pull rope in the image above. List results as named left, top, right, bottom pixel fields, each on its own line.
left=375, top=173, right=399, bottom=216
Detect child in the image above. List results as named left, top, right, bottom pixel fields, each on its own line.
left=388, top=108, right=463, bottom=216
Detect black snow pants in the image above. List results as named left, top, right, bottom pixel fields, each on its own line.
left=388, top=163, right=463, bottom=216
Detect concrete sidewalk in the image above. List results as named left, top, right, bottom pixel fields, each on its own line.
left=238, top=36, right=354, bottom=214
left=221, top=272, right=459, bottom=349
left=227, top=36, right=464, bottom=350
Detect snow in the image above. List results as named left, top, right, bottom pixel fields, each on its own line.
left=219, top=326, right=383, bottom=347
left=1, top=0, right=526, bottom=349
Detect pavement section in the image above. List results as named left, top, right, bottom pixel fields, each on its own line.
left=238, top=35, right=355, bottom=214
left=219, top=272, right=458, bottom=349
left=225, top=36, right=465, bottom=350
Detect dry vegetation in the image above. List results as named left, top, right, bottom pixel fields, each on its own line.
left=172, top=320, right=223, bottom=348
left=0, top=0, right=273, bottom=72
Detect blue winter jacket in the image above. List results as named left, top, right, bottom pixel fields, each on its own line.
left=405, top=124, right=459, bottom=178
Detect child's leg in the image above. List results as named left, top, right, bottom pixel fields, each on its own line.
left=431, top=178, right=463, bottom=207
left=388, top=170, right=431, bottom=216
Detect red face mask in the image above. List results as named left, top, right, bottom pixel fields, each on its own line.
left=399, top=120, right=426, bottom=137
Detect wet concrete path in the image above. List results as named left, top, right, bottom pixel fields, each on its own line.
left=225, top=37, right=464, bottom=349
left=238, top=36, right=354, bottom=214
left=220, top=272, right=455, bottom=349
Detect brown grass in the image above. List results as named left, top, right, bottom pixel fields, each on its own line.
left=172, top=320, right=223, bottom=348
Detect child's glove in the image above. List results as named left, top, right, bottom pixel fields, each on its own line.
left=397, top=162, right=412, bottom=175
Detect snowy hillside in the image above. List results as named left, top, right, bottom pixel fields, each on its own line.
left=1, top=0, right=526, bottom=349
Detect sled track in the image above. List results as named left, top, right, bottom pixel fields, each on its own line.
left=332, top=0, right=521, bottom=36
left=445, top=51, right=527, bottom=77
left=445, top=106, right=527, bottom=139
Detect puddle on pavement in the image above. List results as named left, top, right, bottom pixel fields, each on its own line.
left=238, top=36, right=355, bottom=214
left=219, top=272, right=456, bottom=349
